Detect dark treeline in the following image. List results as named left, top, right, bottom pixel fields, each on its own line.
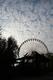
left=0, top=36, right=19, bottom=79
left=0, top=36, right=53, bottom=79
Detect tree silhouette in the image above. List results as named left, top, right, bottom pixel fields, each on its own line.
left=5, top=37, right=19, bottom=73
left=0, top=36, right=19, bottom=77
left=0, top=37, right=7, bottom=78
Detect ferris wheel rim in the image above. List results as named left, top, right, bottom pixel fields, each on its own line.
left=18, top=38, right=49, bottom=57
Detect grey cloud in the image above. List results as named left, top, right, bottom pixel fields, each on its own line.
left=0, top=0, right=53, bottom=52
left=0, top=0, right=6, bottom=6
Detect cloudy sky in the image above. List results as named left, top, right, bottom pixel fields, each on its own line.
left=0, top=0, right=53, bottom=53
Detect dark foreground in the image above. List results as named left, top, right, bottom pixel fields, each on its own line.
left=9, top=71, right=53, bottom=80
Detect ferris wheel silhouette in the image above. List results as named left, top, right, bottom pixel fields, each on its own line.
left=18, top=38, right=49, bottom=58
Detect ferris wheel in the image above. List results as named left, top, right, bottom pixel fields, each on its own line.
left=18, top=39, right=49, bottom=58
